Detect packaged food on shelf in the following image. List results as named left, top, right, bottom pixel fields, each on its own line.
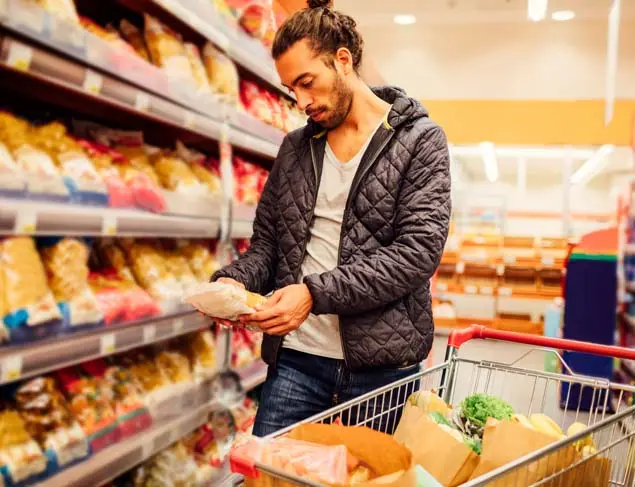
left=231, top=396, right=258, bottom=438
left=79, top=17, right=139, bottom=57
left=178, top=329, right=217, bottom=381
left=240, top=80, right=275, bottom=126
left=202, top=42, right=240, bottom=100
left=0, top=112, right=69, bottom=200
left=32, top=122, right=108, bottom=205
left=160, top=244, right=199, bottom=293
left=231, top=328, right=256, bottom=368
left=241, top=329, right=262, bottom=359
left=118, top=239, right=182, bottom=312
left=184, top=43, right=213, bottom=95
left=234, top=238, right=251, bottom=255
left=0, top=237, right=62, bottom=345
left=229, top=0, right=272, bottom=45
left=263, top=89, right=285, bottom=131
left=185, top=409, right=237, bottom=479
left=117, top=351, right=173, bottom=407
left=33, top=0, right=80, bottom=25
left=119, top=19, right=151, bottom=62
left=155, top=349, right=193, bottom=389
left=13, top=377, right=89, bottom=474
left=0, top=141, right=27, bottom=197
left=178, top=240, right=220, bottom=281
left=144, top=15, right=197, bottom=86
left=0, top=405, right=48, bottom=487
left=176, top=141, right=222, bottom=196
left=129, top=440, right=199, bottom=486
left=182, top=281, right=266, bottom=321
left=234, top=156, right=267, bottom=205
left=39, top=237, right=104, bottom=332
left=149, top=149, right=208, bottom=195
left=79, top=359, right=152, bottom=438
left=54, top=366, right=119, bottom=453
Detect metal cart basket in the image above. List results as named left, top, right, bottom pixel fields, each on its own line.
left=233, top=325, right=635, bottom=486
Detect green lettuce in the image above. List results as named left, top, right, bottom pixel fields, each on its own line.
left=461, top=394, right=514, bottom=426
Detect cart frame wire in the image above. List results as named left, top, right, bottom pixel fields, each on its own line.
left=236, top=326, right=635, bottom=486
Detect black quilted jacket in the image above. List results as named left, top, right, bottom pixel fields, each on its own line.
left=214, top=86, right=451, bottom=370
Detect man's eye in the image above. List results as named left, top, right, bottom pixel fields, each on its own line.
left=302, top=80, right=313, bottom=88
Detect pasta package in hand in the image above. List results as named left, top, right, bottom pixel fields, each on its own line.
left=40, top=238, right=104, bottom=329
left=182, top=282, right=266, bottom=321
left=1, top=237, right=62, bottom=342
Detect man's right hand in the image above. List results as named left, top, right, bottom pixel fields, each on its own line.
left=210, top=278, right=245, bottom=327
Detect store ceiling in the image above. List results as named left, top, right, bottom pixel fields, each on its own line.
left=335, top=0, right=635, bottom=26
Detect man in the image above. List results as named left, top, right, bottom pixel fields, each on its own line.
left=212, top=0, right=451, bottom=436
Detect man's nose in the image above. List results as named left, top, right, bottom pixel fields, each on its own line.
left=296, top=92, right=312, bottom=111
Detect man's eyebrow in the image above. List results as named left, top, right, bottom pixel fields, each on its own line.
left=290, top=73, right=311, bottom=87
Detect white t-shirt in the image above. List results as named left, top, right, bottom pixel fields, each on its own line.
left=284, top=115, right=388, bottom=359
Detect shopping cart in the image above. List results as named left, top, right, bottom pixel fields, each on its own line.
left=231, top=325, right=635, bottom=486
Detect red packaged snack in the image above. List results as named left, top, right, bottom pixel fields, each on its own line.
left=262, top=90, right=284, bottom=131
left=239, top=80, right=275, bottom=126
left=54, top=366, right=119, bottom=452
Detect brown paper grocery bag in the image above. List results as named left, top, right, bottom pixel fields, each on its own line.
left=541, top=454, right=611, bottom=487
left=393, top=404, right=479, bottom=487
left=245, top=423, right=416, bottom=487
left=469, top=420, right=577, bottom=486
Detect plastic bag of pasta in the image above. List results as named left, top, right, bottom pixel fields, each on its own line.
left=150, top=150, right=207, bottom=195
left=144, top=15, right=196, bottom=85
left=39, top=237, right=104, bottom=331
left=178, top=240, right=220, bottom=281
left=202, top=42, right=239, bottom=100
left=0, top=237, right=62, bottom=344
left=185, top=43, right=212, bottom=94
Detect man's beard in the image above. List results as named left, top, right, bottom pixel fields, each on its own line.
left=318, top=74, right=353, bottom=129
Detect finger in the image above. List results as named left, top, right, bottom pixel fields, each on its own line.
left=243, top=316, right=286, bottom=330
left=241, top=304, right=285, bottom=323
left=261, top=290, right=284, bottom=309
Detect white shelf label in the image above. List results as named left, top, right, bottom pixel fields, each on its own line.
left=13, top=210, right=36, bottom=234
left=101, top=215, right=117, bottom=236
left=481, top=286, right=493, bottom=295
left=542, top=256, right=555, bottom=266
left=456, top=262, right=465, bottom=274
left=496, top=264, right=505, bottom=275
left=134, top=92, right=150, bottom=112
left=499, top=287, right=512, bottom=296
left=436, top=282, right=448, bottom=292
left=100, top=334, right=116, bottom=355
left=173, top=318, right=184, bottom=334
left=1, top=355, right=23, bottom=383
left=83, top=70, right=103, bottom=95
left=143, top=325, right=157, bottom=344
left=464, top=285, right=477, bottom=295
left=183, top=111, right=196, bottom=129
left=7, top=43, right=33, bottom=72
left=503, top=255, right=516, bottom=264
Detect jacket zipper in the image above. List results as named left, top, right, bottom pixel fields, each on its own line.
left=336, top=129, right=395, bottom=366
left=293, top=137, right=322, bottom=284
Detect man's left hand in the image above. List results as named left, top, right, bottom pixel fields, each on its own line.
left=240, top=284, right=312, bottom=335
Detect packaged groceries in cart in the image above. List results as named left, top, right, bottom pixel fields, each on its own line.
left=230, top=325, right=635, bottom=487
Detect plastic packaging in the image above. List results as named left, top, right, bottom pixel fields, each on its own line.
left=0, top=237, right=62, bottom=344
left=202, top=42, right=239, bottom=100
left=13, top=377, right=90, bottom=474
left=240, top=80, right=275, bottom=126
left=184, top=43, right=212, bottom=94
left=34, top=0, right=80, bottom=24
left=119, top=19, right=151, bottom=62
left=161, top=247, right=199, bottom=293
left=0, top=141, right=27, bottom=197
left=40, top=238, right=104, bottom=331
left=0, top=406, right=48, bottom=487
left=144, top=15, right=196, bottom=85
left=179, top=330, right=217, bottom=380
left=179, top=240, right=220, bottom=281
left=150, top=150, right=207, bottom=195
left=231, top=437, right=349, bottom=485
left=182, top=281, right=266, bottom=320
left=156, top=350, right=193, bottom=384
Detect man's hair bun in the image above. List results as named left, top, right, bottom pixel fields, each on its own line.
left=307, top=0, right=332, bottom=9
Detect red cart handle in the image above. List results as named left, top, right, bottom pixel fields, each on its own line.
left=448, top=325, right=635, bottom=360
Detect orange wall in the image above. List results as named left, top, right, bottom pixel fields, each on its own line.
left=422, top=99, right=635, bottom=146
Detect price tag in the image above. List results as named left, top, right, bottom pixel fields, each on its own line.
left=481, top=286, right=493, bottom=295
left=1, top=355, right=23, bottom=383
left=542, top=256, right=555, bottom=266
left=143, top=325, right=157, bottom=344
left=499, top=287, right=512, bottom=297
left=13, top=210, right=36, bottom=234
left=101, top=215, right=117, bottom=236
left=83, top=70, right=103, bottom=95
left=100, top=334, right=116, bottom=355
left=456, top=262, right=465, bottom=274
left=183, top=111, right=196, bottom=129
left=173, top=318, right=184, bottom=334
left=134, top=92, right=150, bottom=112
left=496, top=264, right=505, bottom=275
left=464, top=285, right=477, bottom=295
left=7, top=42, right=33, bottom=72
left=503, top=255, right=516, bottom=264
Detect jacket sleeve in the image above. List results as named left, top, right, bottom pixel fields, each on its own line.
left=211, top=138, right=290, bottom=294
left=303, top=125, right=451, bottom=316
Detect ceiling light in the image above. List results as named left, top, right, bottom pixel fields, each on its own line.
left=551, top=10, right=575, bottom=21
left=527, top=0, right=548, bottom=22
left=479, top=142, right=499, bottom=183
left=394, top=14, right=416, bottom=25
left=570, top=144, right=615, bottom=186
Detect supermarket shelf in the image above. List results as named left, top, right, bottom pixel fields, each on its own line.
left=140, top=0, right=291, bottom=99
left=237, top=359, right=268, bottom=390
left=38, top=380, right=219, bottom=487
left=0, top=34, right=282, bottom=159
left=0, top=310, right=206, bottom=386
left=0, top=198, right=221, bottom=237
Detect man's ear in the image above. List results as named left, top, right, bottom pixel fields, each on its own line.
left=334, top=47, right=354, bottom=75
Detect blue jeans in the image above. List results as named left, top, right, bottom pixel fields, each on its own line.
left=252, top=348, right=420, bottom=437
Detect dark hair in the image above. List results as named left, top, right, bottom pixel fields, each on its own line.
left=272, top=0, right=364, bottom=72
